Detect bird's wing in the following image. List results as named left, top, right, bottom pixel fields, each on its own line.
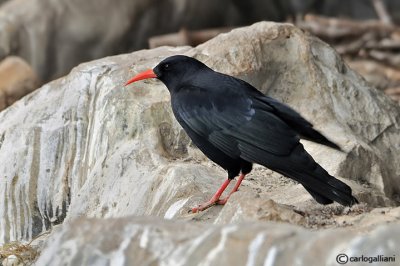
left=211, top=74, right=340, bottom=150
left=172, top=86, right=299, bottom=158
left=254, top=96, right=341, bottom=150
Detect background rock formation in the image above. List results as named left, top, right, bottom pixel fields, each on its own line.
left=1, top=0, right=400, bottom=83
left=0, top=22, right=399, bottom=264
left=0, top=56, right=39, bottom=111
left=0, top=0, right=242, bottom=81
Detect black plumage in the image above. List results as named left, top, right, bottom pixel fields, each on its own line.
left=125, top=55, right=358, bottom=212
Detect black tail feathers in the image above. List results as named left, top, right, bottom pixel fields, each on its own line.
left=304, top=179, right=359, bottom=207
left=275, top=163, right=358, bottom=207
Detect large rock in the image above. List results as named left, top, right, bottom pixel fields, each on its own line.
left=0, top=21, right=399, bottom=250
left=36, top=216, right=400, bottom=266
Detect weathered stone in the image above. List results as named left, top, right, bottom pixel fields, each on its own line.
left=0, top=22, right=399, bottom=249
left=213, top=192, right=306, bottom=225
left=0, top=56, right=39, bottom=111
left=35, top=216, right=400, bottom=266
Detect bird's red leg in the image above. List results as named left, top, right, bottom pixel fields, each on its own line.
left=217, top=173, right=246, bottom=205
left=191, top=179, right=231, bottom=213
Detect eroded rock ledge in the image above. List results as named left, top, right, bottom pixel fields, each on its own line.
left=36, top=216, right=400, bottom=266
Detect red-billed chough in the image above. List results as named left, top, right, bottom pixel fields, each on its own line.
left=125, top=55, right=358, bottom=213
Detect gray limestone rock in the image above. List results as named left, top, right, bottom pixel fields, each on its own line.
left=35, top=216, right=400, bottom=266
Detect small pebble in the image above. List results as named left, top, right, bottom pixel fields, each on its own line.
left=2, top=255, right=21, bottom=266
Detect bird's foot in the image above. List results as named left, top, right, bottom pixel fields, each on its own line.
left=190, top=174, right=247, bottom=213
left=190, top=204, right=211, bottom=213
left=215, top=174, right=245, bottom=205
left=190, top=200, right=218, bottom=213
left=190, top=197, right=230, bottom=213
left=216, top=197, right=229, bottom=205
left=190, top=179, right=232, bottom=213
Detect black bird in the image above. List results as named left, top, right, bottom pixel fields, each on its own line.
left=125, top=55, right=358, bottom=213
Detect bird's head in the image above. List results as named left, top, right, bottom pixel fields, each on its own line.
left=125, top=55, right=209, bottom=91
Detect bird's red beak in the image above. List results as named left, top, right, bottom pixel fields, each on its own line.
left=124, top=69, right=157, bottom=86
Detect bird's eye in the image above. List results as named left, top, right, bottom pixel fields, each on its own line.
left=163, top=64, right=169, bottom=70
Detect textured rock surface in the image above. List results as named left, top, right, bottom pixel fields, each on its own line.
left=0, top=56, right=39, bottom=111
left=36, top=216, right=400, bottom=266
left=0, top=21, right=399, bottom=256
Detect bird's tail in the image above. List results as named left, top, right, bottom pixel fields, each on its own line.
left=303, top=186, right=334, bottom=205
left=270, top=145, right=358, bottom=206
